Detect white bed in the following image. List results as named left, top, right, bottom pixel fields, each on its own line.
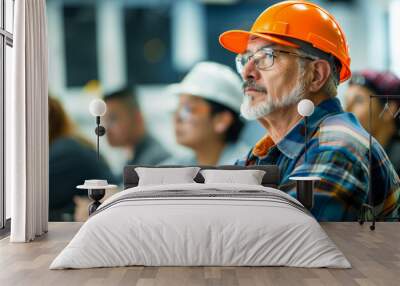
left=50, top=182, right=351, bottom=269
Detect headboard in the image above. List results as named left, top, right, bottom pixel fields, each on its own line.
left=123, top=165, right=280, bottom=189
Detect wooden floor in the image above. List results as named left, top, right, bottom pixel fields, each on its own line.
left=0, top=222, right=399, bottom=286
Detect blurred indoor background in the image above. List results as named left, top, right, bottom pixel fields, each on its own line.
left=46, top=0, right=400, bottom=176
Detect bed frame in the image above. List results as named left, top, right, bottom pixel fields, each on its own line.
left=123, top=165, right=280, bottom=190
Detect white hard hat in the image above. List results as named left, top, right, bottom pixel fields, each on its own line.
left=169, top=61, right=243, bottom=113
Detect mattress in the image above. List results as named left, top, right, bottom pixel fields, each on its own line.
left=50, top=183, right=351, bottom=269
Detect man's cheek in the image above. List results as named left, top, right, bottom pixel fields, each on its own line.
left=115, top=125, right=126, bottom=137
left=107, top=126, right=122, bottom=138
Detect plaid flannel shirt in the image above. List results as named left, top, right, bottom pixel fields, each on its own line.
left=235, top=98, right=400, bottom=221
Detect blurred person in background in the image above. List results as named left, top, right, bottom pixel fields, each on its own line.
left=103, top=87, right=171, bottom=178
left=49, top=95, right=116, bottom=221
left=346, top=70, right=400, bottom=175
left=163, top=61, right=249, bottom=165
left=219, top=0, right=400, bottom=221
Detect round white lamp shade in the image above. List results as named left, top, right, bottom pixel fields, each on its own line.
left=89, top=99, right=107, bottom=117
left=297, top=99, right=315, bottom=117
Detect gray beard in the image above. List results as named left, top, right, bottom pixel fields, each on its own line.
left=240, top=79, right=306, bottom=120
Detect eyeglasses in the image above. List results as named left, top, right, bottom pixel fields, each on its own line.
left=175, top=103, right=209, bottom=122
left=175, top=105, right=192, bottom=121
left=235, top=47, right=316, bottom=75
left=349, top=74, right=368, bottom=86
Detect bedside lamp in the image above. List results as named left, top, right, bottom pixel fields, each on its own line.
left=290, top=99, right=320, bottom=210
left=89, top=99, right=107, bottom=160
left=297, top=99, right=314, bottom=163
left=77, top=180, right=117, bottom=215
left=78, top=99, right=110, bottom=215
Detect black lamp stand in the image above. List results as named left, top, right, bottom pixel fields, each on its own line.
left=304, top=116, right=308, bottom=163
left=86, top=116, right=107, bottom=215
left=295, top=179, right=314, bottom=210
left=88, top=189, right=106, bottom=215
left=298, top=116, right=315, bottom=210
left=94, top=116, right=106, bottom=160
left=290, top=115, right=319, bottom=211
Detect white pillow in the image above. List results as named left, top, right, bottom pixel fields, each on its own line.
left=200, top=169, right=266, bottom=185
left=135, top=167, right=201, bottom=186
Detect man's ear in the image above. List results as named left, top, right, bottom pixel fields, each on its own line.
left=308, top=60, right=331, bottom=93
left=213, top=111, right=233, bottom=134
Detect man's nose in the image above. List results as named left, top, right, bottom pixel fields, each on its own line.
left=174, top=111, right=183, bottom=123
left=242, top=58, right=260, bottom=81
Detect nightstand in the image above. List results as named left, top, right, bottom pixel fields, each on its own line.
left=77, top=180, right=117, bottom=215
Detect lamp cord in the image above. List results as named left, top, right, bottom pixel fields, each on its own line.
left=97, top=127, right=99, bottom=161
left=304, top=116, right=308, bottom=164
left=96, top=116, right=100, bottom=161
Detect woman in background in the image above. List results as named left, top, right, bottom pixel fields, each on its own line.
left=163, top=62, right=249, bottom=166
left=49, top=96, right=116, bottom=221
left=345, top=70, right=400, bottom=175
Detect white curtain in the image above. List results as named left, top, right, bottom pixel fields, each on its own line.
left=8, top=0, right=48, bottom=242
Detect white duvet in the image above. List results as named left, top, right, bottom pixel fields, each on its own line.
left=50, top=183, right=351, bottom=269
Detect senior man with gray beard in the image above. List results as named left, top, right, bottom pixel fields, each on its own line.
left=219, top=1, right=400, bottom=221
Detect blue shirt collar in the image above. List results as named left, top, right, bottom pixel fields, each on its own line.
left=276, top=97, right=344, bottom=159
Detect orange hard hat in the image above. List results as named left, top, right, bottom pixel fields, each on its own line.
left=219, top=0, right=351, bottom=82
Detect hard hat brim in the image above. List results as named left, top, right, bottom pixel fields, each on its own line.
left=167, top=83, right=203, bottom=98
left=167, top=83, right=241, bottom=114
left=220, top=29, right=351, bottom=82
left=219, top=30, right=299, bottom=54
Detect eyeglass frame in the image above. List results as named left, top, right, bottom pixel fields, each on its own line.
left=235, top=46, right=318, bottom=75
left=174, top=102, right=211, bottom=122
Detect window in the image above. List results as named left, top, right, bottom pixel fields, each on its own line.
left=1, top=0, right=14, bottom=233
left=205, top=3, right=266, bottom=71
left=64, top=5, right=98, bottom=87
left=124, top=6, right=179, bottom=84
